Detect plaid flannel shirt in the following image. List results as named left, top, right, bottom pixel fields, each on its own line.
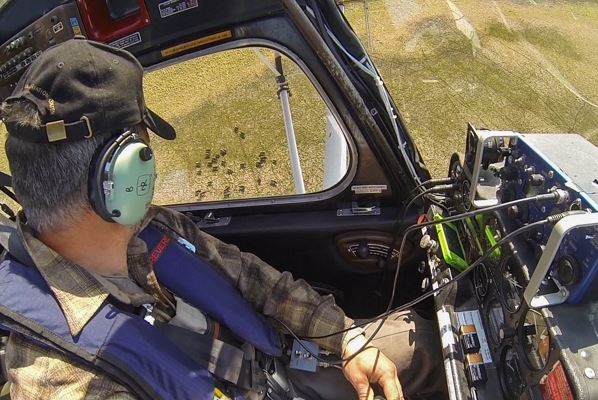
left=5, top=206, right=353, bottom=399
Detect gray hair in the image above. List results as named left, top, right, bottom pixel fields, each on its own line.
left=2, top=100, right=141, bottom=233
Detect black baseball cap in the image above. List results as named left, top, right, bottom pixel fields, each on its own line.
left=3, top=37, right=175, bottom=143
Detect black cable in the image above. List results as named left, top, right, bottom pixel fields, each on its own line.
left=425, top=194, right=450, bottom=214
left=381, top=218, right=550, bottom=315
left=302, top=217, right=551, bottom=340
left=402, top=191, right=559, bottom=234
left=276, top=191, right=566, bottom=363
left=301, top=190, right=566, bottom=341
left=272, top=315, right=387, bottom=366
left=409, top=177, right=455, bottom=195
left=386, top=191, right=561, bottom=319
left=401, top=184, right=458, bottom=224
left=385, top=185, right=457, bottom=277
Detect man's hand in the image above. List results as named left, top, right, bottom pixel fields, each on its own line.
left=342, top=342, right=404, bottom=400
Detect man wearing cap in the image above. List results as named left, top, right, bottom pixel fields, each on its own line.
left=0, top=38, right=442, bottom=400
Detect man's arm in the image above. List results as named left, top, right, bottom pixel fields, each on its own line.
left=150, top=206, right=353, bottom=353
left=150, top=207, right=404, bottom=399
left=5, top=333, right=136, bottom=400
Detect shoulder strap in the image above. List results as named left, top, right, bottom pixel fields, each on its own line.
left=139, top=223, right=282, bottom=357
left=0, top=259, right=216, bottom=400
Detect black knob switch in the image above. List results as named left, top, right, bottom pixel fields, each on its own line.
left=139, top=147, right=153, bottom=161
left=556, top=256, right=579, bottom=286
left=357, top=242, right=370, bottom=259
left=528, top=174, right=545, bottom=186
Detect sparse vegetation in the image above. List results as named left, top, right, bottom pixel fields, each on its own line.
left=143, top=49, right=329, bottom=204
left=344, top=0, right=598, bottom=177
left=1, top=0, right=597, bottom=206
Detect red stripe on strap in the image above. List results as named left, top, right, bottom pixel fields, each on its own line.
left=149, top=235, right=172, bottom=265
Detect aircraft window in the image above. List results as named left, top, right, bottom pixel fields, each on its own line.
left=343, top=1, right=598, bottom=177
left=144, top=47, right=350, bottom=205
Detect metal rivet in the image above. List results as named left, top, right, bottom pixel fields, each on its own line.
left=57, top=62, right=64, bottom=68
left=585, top=368, right=596, bottom=379
left=581, top=350, right=590, bottom=360
left=548, top=170, right=555, bottom=179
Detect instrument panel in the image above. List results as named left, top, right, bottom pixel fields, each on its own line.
left=426, top=127, right=598, bottom=400
left=0, top=3, right=83, bottom=100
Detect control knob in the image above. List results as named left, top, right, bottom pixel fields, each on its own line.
left=556, top=256, right=579, bottom=286
left=356, top=241, right=370, bottom=259
left=527, top=174, right=545, bottom=187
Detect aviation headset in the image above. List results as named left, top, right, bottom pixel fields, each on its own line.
left=88, top=129, right=156, bottom=226
left=3, top=39, right=176, bottom=226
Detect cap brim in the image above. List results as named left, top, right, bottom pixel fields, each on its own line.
left=143, top=108, right=176, bottom=140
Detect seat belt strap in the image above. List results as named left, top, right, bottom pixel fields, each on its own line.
left=154, top=322, right=247, bottom=387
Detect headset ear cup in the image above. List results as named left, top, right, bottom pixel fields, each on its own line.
left=105, top=141, right=155, bottom=225
left=89, top=132, right=156, bottom=225
left=89, top=136, right=122, bottom=222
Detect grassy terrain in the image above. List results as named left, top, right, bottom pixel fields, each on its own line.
left=1, top=0, right=597, bottom=206
left=344, top=0, right=598, bottom=176
left=143, top=49, right=329, bottom=204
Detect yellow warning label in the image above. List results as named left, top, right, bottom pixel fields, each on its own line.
left=161, top=31, right=232, bottom=58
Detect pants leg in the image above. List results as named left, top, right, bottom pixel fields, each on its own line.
left=287, top=309, right=446, bottom=400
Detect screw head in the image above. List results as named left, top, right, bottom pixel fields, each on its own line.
left=585, top=368, right=596, bottom=379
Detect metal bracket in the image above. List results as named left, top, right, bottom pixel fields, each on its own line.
left=337, top=201, right=380, bottom=217
left=289, top=339, right=319, bottom=372
left=525, top=212, right=598, bottom=308
left=529, top=277, right=570, bottom=308
left=194, top=212, right=231, bottom=228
